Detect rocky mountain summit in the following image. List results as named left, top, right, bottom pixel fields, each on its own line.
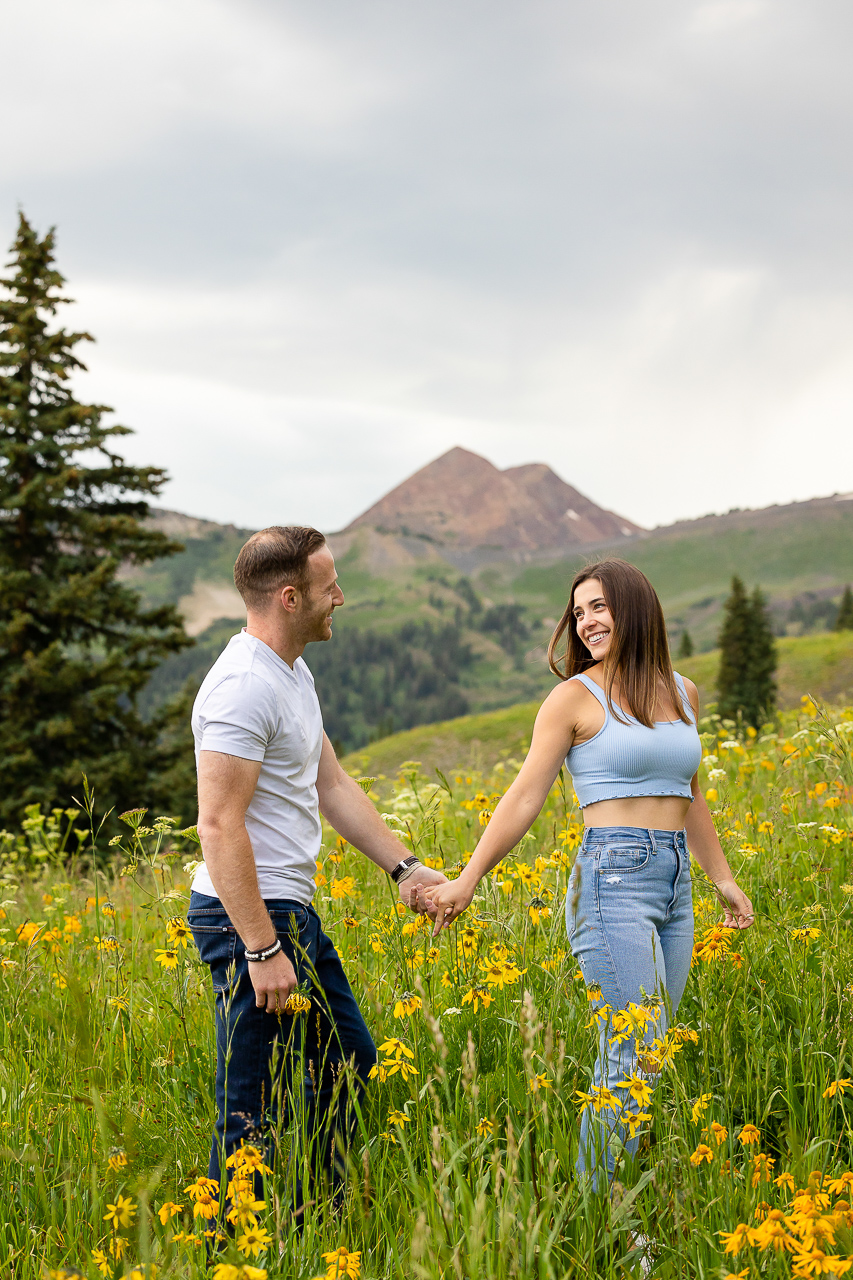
left=339, top=446, right=643, bottom=562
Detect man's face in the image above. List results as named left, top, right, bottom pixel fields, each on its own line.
left=298, top=546, right=344, bottom=643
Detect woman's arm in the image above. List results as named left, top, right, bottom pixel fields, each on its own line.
left=682, top=678, right=754, bottom=930
left=423, top=681, right=582, bottom=932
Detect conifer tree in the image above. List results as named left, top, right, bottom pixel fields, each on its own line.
left=716, top=576, right=777, bottom=729
left=677, top=630, right=694, bottom=659
left=0, top=214, right=194, bottom=828
left=835, top=585, right=853, bottom=631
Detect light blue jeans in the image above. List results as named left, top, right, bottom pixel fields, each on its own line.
left=566, top=826, right=694, bottom=1189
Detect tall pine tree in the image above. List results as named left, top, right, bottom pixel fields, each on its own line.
left=716, top=576, right=777, bottom=729
left=835, top=585, right=853, bottom=631
left=0, top=214, right=194, bottom=828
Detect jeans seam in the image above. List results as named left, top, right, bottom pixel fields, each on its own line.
left=591, top=857, right=626, bottom=1010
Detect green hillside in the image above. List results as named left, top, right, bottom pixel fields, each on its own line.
left=510, top=495, right=853, bottom=650
left=342, top=630, right=853, bottom=781
left=133, top=495, right=853, bottom=751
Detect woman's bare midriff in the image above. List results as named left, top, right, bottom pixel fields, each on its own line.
left=581, top=794, right=693, bottom=831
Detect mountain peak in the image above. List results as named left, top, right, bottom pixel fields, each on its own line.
left=343, top=447, right=642, bottom=557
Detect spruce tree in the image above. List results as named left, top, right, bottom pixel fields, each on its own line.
left=716, top=576, right=777, bottom=729
left=0, top=214, right=194, bottom=828
left=677, top=630, right=694, bottom=659
left=835, top=585, right=853, bottom=631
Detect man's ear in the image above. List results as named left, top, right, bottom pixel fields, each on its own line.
left=278, top=584, right=299, bottom=614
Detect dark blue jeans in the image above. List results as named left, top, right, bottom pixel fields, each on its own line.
left=188, top=892, right=377, bottom=1210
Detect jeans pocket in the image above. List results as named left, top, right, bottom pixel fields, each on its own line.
left=189, top=917, right=238, bottom=993
left=605, top=847, right=652, bottom=872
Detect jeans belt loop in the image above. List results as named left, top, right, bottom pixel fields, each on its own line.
left=650, top=828, right=657, bottom=856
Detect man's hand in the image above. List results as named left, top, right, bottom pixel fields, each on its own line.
left=248, top=949, right=298, bottom=1012
left=399, top=865, right=448, bottom=912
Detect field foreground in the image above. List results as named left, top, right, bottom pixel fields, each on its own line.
left=1, top=698, right=853, bottom=1278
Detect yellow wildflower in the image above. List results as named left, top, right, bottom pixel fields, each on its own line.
left=330, top=878, right=357, bottom=901
left=529, top=1073, right=551, bottom=1093
left=236, top=1225, right=274, bottom=1257
left=154, top=949, right=179, bottom=969
left=184, top=1176, right=220, bottom=1201
left=624, top=1111, right=653, bottom=1139
left=615, top=1073, right=653, bottom=1108
left=476, top=1117, right=494, bottom=1138
left=718, top=1224, right=751, bottom=1255
left=751, top=1152, right=775, bottom=1185
left=461, top=985, right=494, bottom=1012
left=738, top=1123, right=761, bottom=1145
left=393, top=992, right=422, bottom=1018
left=284, top=992, right=312, bottom=1015
left=689, top=1144, right=714, bottom=1166
left=823, top=1079, right=852, bottom=1098
left=575, top=1085, right=617, bottom=1113
left=157, top=1200, right=184, bottom=1224
left=320, top=1247, right=362, bottom=1278
left=104, top=1194, right=136, bottom=1230
left=691, top=1093, right=712, bottom=1123
left=167, top=918, right=192, bottom=948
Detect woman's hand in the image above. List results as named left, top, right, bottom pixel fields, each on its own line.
left=715, top=878, right=755, bottom=929
left=422, top=875, right=478, bottom=936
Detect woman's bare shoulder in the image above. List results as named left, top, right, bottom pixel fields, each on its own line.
left=537, top=677, right=599, bottom=726
left=678, top=674, right=701, bottom=718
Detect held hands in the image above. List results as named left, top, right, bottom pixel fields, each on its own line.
left=248, top=948, right=298, bottom=1013
left=398, top=864, right=448, bottom=912
left=421, top=876, right=477, bottom=937
left=715, top=878, right=755, bottom=930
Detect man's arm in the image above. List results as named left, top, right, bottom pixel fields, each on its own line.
left=196, top=750, right=298, bottom=1011
left=315, top=734, right=448, bottom=903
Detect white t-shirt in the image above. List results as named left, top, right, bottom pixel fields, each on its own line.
left=190, top=630, right=324, bottom=903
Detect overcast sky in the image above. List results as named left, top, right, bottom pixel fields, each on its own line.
left=3, top=0, right=853, bottom=532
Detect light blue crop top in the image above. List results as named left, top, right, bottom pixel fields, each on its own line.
left=565, top=671, right=702, bottom=809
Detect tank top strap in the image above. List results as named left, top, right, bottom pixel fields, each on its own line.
left=569, top=672, right=611, bottom=717
left=672, top=671, right=696, bottom=723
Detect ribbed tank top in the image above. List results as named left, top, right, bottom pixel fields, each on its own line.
left=565, top=671, right=703, bottom=809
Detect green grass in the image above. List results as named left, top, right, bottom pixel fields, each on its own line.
left=2, top=701, right=853, bottom=1278
left=341, top=700, right=540, bottom=783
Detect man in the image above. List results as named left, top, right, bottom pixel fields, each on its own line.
left=188, top=525, right=446, bottom=1214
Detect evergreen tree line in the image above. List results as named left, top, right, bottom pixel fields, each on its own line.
left=0, top=215, right=194, bottom=830
left=308, top=619, right=475, bottom=752
left=715, top=577, right=777, bottom=730
left=143, top=612, right=479, bottom=755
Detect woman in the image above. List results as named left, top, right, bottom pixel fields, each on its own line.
left=422, top=559, right=754, bottom=1188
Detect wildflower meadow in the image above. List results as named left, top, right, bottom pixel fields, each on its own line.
left=2, top=695, right=853, bottom=1279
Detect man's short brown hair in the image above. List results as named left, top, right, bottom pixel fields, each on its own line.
left=234, top=526, right=326, bottom=610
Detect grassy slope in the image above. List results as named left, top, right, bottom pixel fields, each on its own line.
left=510, top=499, right=853, bottom=650
left=342, top=630, right=853, bottom=780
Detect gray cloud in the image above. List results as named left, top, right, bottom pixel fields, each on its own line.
left=3, top=0, right=853, bottom=530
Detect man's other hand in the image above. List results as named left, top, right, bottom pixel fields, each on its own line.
left=399, top=865, right=448, bottom=913
left=248, top=949, right=298, bottom=1012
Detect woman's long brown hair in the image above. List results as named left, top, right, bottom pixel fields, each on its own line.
left=547, top=559, right=691, bottom=728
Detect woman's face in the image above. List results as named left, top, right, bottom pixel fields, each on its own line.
left=572, top=577, right=615, bottom=660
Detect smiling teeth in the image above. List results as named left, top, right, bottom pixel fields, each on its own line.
left=588, top=633, right=607, bottom=642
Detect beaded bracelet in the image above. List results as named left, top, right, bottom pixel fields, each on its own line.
left=245, top=937, right=282, bottom=963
